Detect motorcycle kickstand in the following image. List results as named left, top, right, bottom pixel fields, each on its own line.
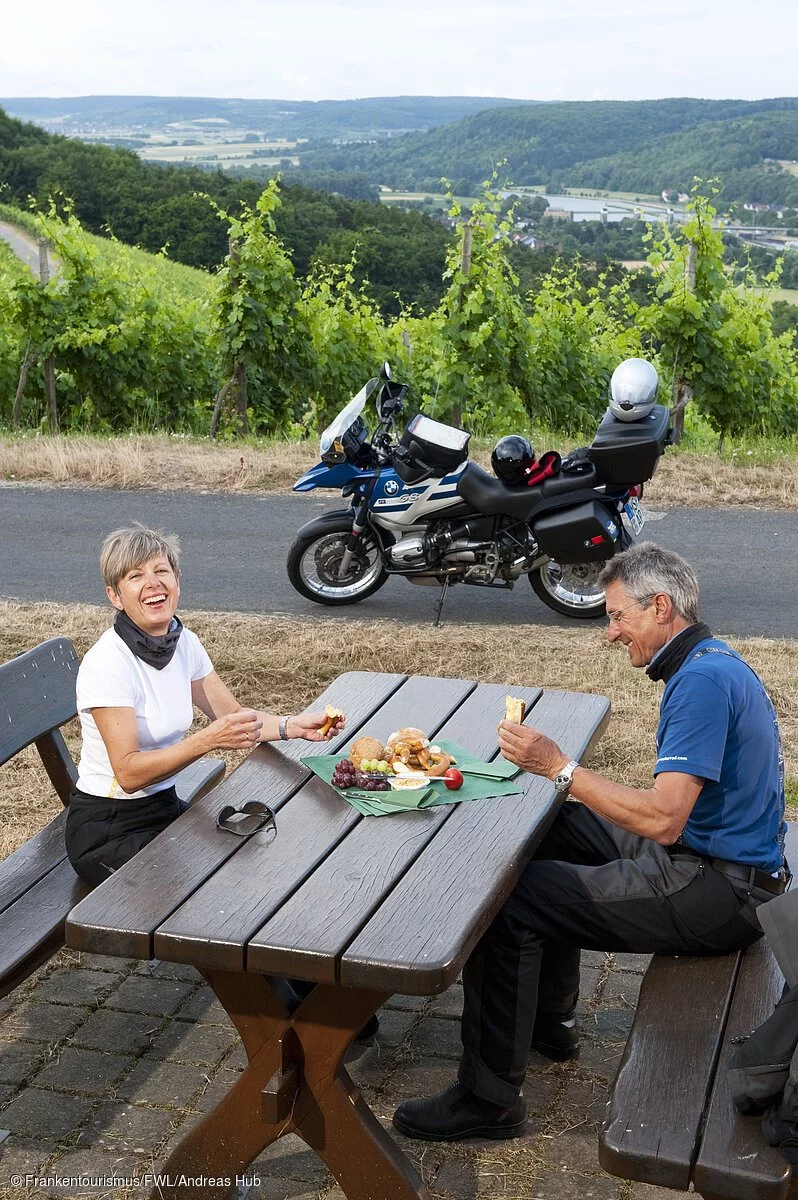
left=432, top=577, right=449, bottom=628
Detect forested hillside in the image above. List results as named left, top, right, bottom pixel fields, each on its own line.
left=0, top=107, right=451, bottom=313
left=0, top=94, right=534, bottom=142
left=292, top=97, right=798, bottom=203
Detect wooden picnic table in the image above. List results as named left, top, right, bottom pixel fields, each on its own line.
left=66, top=671, right=610, bottom=1200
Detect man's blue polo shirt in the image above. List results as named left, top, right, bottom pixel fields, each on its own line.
left=654, top=637, right=785, bottom=872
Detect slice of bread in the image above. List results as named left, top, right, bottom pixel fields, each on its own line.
left=504, top=696, right=526, bottom=724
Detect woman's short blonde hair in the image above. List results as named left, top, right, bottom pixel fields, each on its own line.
left=100, top=525, right=181, bottom=590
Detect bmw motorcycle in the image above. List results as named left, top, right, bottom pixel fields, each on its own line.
left=287, top=363, right=671, bottom=620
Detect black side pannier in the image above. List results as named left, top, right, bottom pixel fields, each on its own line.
left=533, top=500, right=621, bottom=564
left=398, top=414, right=470, bottom=481
left=588, top=404, right=671, bottom=488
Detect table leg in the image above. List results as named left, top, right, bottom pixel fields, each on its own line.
left=148, top=971, right=431, bottom=1200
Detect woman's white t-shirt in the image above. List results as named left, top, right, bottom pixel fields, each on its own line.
left=75, top=626, right=213, bottom=799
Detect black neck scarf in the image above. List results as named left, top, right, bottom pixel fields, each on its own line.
left=646, top=621, right=713, bottom=684
left=114, top=609, right=183, bottom=670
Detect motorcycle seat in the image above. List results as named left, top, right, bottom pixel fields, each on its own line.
left=456, top=463, right=544, bottom=519
left=540, top=464, right=599, bottom=495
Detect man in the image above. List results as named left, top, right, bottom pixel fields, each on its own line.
left=394, top=542, right=787, bottom=1142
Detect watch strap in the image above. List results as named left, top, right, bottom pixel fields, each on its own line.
left=278, top=716, right=290, bottom=741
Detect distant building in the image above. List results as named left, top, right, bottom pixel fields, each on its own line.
left=545, top=209, right=573, bottom=222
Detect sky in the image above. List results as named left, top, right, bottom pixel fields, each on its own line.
left=1, top=0, right=796, bottom=104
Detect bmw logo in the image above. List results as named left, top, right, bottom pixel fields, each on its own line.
left=384, top=480, right=399, bottom=495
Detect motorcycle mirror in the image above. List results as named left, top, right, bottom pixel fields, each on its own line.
left=380, top=361, right=392, bottom=381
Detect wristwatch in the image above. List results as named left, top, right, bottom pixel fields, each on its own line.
left=553, top=759, right=580, bottom=797
left=278, top=716, right=290, bottom=741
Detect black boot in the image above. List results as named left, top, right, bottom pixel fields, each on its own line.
left=393, top=1082, right=526, bottom=1142
left=530, top=1009, right=579, bottom=1062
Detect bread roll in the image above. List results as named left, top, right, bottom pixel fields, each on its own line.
left=504, top=696, right=526, bottom=724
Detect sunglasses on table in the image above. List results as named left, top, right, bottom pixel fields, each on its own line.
left=215, top=801, right=277, bottom=840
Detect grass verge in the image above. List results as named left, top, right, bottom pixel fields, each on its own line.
left=2, top=431, right=798, bottom=509
left=2, top=600, right=795, bottom=860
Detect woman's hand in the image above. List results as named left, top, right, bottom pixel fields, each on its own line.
left=288, top=711, right=346, bottom=742
left=205, top=709, right=264, bottom=750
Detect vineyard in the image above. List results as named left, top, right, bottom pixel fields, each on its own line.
left=1, top=181, right=797, bottom=441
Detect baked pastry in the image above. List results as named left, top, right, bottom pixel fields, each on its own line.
left=505, top=696, right=526, bottom=724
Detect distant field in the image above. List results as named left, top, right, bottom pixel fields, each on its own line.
left=752, top=286, right=798, bottom=304
left=138, top=142, right=299, bottom=167
left=379, top=190, right=476, bottom=209
left=778, top=160, right=798, bottom=177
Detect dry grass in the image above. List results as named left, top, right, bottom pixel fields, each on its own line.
left=2, top=600, right=796, bottom=860
left=2, top=433, right=797, bottom=509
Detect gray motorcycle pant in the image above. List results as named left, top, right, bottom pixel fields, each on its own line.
left=458, top=802, right=767, bottom=1108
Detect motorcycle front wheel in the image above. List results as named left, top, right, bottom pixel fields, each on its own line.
left=529, top=560, right=607, bottom=619
left=287, top=520, right=389, bottom=606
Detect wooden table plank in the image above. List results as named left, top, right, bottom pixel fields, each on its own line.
left=151, top=676, right=476, bottom=973
left=599, top=952, right=739, bottom=1190
left=340, top=690, right=611, bottom=993
left=246, top=683, right=543, bottom=982
left=66, top=672, right=404, bottom=959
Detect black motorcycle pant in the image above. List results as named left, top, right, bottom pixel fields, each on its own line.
left=458, top=802, right=768, bottom=1108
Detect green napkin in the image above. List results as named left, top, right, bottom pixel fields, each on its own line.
left=301, top=740, right=523, bottom=817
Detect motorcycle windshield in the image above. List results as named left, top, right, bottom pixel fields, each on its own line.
left=320, top=378, right=378, bottom=454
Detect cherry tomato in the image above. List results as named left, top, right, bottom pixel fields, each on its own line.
left=443, top=767, right=464, bottom=790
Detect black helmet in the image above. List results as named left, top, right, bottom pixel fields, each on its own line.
left=491, top=435, right=536, bottom=485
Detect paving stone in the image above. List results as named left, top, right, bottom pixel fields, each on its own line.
left=0, top=1137, right=54, bottom=1183
left=71, top=1008, right=163, bottom=1056
left=225, top=1040, right=249, bottom=1071
left=31, top=967, right=118, bottom=1008
left=192, top=1065, right=241, bottom=1113
left=538, top=1127, right=603, bottom=1175
left=384, top=993, right=426, bottom=1011
left=40, top=1147, right=146, bottom=1194
left=528, top=1168, right=623, bottom=1199
left=612, top=952, right=652, bottom=973
left=251, top=1132, right=328, bottom=1182
left=248, top=1179, right=335, bottom=1200
left=103, top=975, right=196, bottom=1018
left=0, top=1082, right=18, bottom=1104
left=116, top=1058, right=209, bottom=1108
left=146, top=1019, right=238, bottom=1066
left=413, top=1016, right=464, bottom=1059
left=428, top=984, right=464, bottom=1019
left=345, top=1044, right=395, bottom=1093
left=575, top=1038, right=624, bottom=1079
left=68, top=951, right=137, bottom=974
left=390, top=1056, right=460, bottom=1099
left=601, top=970, right=642, bottom=1009
left=593, top=1010, right=634, bottom=1042
left=523, top=1068, right=566, bottom=1113
left=79, top=1099, right=177, bottom=1152
left=34, top=1046, right=133, bottom=1095
left=580, top=951, right=611, bottom=969
left=628, top=1183, right=690, bottom=1198
left=0, top=1041, right=49, bottom=1085
left=174, top=985, right=228, bottom=1024
left=4, top=1002, right=89, bottom=1043
left=0, top=1087, right=93, bottom=1139
left=576, top=967, right=602, bottom=1008
left=373, top=1006, right=418, bottom=1048
left=133, top=959, right=201, bottom=983
left=430, top=1157, right=479, bottom=1199
left=559, top=1077, right=611, bottom=1126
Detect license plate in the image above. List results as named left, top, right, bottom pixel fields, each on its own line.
left=624, top=497, right=645, bottom=535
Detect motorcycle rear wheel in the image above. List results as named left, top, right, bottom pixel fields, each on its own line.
left=287, top=521, right=388, bottom=605
left=530, top=560, right=607, bottom=619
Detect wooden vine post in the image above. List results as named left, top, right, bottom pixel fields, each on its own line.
left=669, top=241, right=697, bottom=445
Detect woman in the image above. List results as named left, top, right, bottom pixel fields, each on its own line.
left=66, top=524, right=341, bottom=886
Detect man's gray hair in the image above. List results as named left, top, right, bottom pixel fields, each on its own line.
left=100, top=524, right=181, bottom=590
left=598, top=542, right=699, bottom=622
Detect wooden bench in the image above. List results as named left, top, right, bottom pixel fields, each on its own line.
left=0, top=636, right=225, bottom=1000
left=599, top=822, right=798, bottom=1200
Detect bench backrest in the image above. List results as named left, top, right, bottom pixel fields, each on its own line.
left=0, top=637, right=79, bottom=805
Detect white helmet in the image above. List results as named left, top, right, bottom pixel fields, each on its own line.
left=608, top=358, right=659, bottom=422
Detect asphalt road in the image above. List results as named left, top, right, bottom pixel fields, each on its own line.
left=1, top=485, right=795, bottom=636
left=0, top=220, right=39, bottom=274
